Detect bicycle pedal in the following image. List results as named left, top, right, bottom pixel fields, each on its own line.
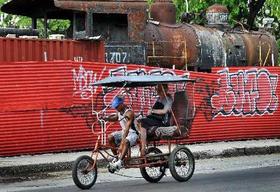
left=107, top=164, right=116, bottom=173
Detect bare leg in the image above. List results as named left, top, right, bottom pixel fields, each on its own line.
left=119, top=139, right=130, bottom=160
left=136, top=120, right=144, bottom=156
left=110, top=139, right=129, bottom=171
left=108, top=134, right=118, bottom=156
left=140, top=127, right=147, bottom=156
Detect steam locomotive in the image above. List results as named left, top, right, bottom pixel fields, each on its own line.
left=1, top=0, right=278, bottom=71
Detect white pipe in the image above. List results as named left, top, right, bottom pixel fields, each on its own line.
left=272, top=53, right=275, bottom=67
left=185, top=0, right=189, bottom=13
left=43, top=51, right=48, bottom=62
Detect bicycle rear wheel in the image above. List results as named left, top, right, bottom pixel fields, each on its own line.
left=140, top=147, right=166, bottom=183
left=169, top=146, right=195, bottom=182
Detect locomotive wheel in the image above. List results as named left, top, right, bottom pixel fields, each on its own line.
left=140, top=147, right=166, bottom=183
left=72, top=155, right=97, bottom=189
left=169, top=146, right=195, bottom=182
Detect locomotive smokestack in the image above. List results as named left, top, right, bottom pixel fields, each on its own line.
left=150, top=0, right=176, bottom=24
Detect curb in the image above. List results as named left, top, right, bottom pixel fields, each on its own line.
left=0, top=162, right=73, bottom=177
left=193, top=145, right=280, bottom=159
left=1, top=145, right=280, bottom=177
left=0, top=159, right=109, bottom=177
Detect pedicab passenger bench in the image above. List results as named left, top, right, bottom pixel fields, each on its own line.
left=137, top=90, right=195, bottom=183
left=147, top=90, right=193, bottom=142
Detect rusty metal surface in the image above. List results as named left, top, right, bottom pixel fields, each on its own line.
left=144, top=21, right=278, bottom=70
left=127, top=11, right=147, bottom=42
left=0, top=37, right=105, bottom=62
left=240, top=32, right=279, bottom=67
left=206, top=4, right=229, bottom=13
left=150, top=0, right=176, bottom=24
left=55, top=1, right=147, bottom=12
left=192, top=25, right=225, bottom=69
left=144, top=23, right=199, bottom=69
left=54, top=1, right=278, bottom=69
left=192, top=25, right=248, bottom=69
left=222, top=33, right=246, bottom=67
left=54, top=0, right=147, bottom=14
left=54, top=0, right=148, bottom=42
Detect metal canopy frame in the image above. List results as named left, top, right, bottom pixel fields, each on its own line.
left=92, top=75, right=195, bottom=87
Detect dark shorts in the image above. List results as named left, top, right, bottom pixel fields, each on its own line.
left=139, top=116, right=164, bottom=130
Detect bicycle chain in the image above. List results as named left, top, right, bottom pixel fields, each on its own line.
left=112, top=172, right=143, bottom=179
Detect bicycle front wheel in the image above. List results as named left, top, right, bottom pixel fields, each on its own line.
left=72, top=155, right=97, bottom=189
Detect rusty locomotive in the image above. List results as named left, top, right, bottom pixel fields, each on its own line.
left=1, top=0, right=278, bottom=71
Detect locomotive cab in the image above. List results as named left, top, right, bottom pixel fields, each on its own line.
left=61, top=0, right=148, bottom=64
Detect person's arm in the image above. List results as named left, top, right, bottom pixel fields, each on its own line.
left=152, top=96, right=173, bottom=115
left=103, top=113, right=118, bottom=122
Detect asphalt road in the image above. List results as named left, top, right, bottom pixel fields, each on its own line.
left=2, top=154, right=280, bottom=192
left=12, top=165, right=280, bottom=192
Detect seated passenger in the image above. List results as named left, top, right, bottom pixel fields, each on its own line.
left=104, top=96, right=138, bottom=171
left=136, top=84, right=173, bottom=156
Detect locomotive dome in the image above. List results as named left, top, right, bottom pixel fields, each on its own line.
left=206, top=4, right=229, bottom=25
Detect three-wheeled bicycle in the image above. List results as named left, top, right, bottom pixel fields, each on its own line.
left=72, top=74, right=196, bottom=189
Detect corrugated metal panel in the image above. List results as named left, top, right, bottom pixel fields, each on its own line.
left=0, top=62, right=280, bottom=156
left=0, top=110, right=95, bottom=155
left=0, top=61, right=73, bottom=111
left=0, top=37, right=105, bottom=62
left=187, top=67, right=280, bottom=143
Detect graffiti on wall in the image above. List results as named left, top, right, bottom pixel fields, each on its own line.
left=102, top=66, right=184, bottom=115
left=72, top=65, right=183, bottom=99
left=70, top=65, right=279, bottom=124
left=211, top=68, right=278, bottom=118
left=69, top=64, right=190, bottom=128
left=72, top=65, right=108, bottom=99
left=194, top=79, right=217, bottom=121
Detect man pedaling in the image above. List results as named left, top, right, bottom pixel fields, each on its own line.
left=103, top=96, right=139, bottom=172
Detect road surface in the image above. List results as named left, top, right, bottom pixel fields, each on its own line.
left=1, top=154, right=280, bottom=192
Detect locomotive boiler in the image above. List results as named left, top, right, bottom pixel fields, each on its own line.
left=144, top=3, right=278, bottom=71
left=1, top=0, right=278, bottom=71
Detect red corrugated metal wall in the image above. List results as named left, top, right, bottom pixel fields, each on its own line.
left=0, top=61, right=279, bottom=156
left=0, top=37, right=104, bottom=62
left=188, top=67, right=280, bottom=142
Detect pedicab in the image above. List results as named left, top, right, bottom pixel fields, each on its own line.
left=72, top=74, right=196, bottom=189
